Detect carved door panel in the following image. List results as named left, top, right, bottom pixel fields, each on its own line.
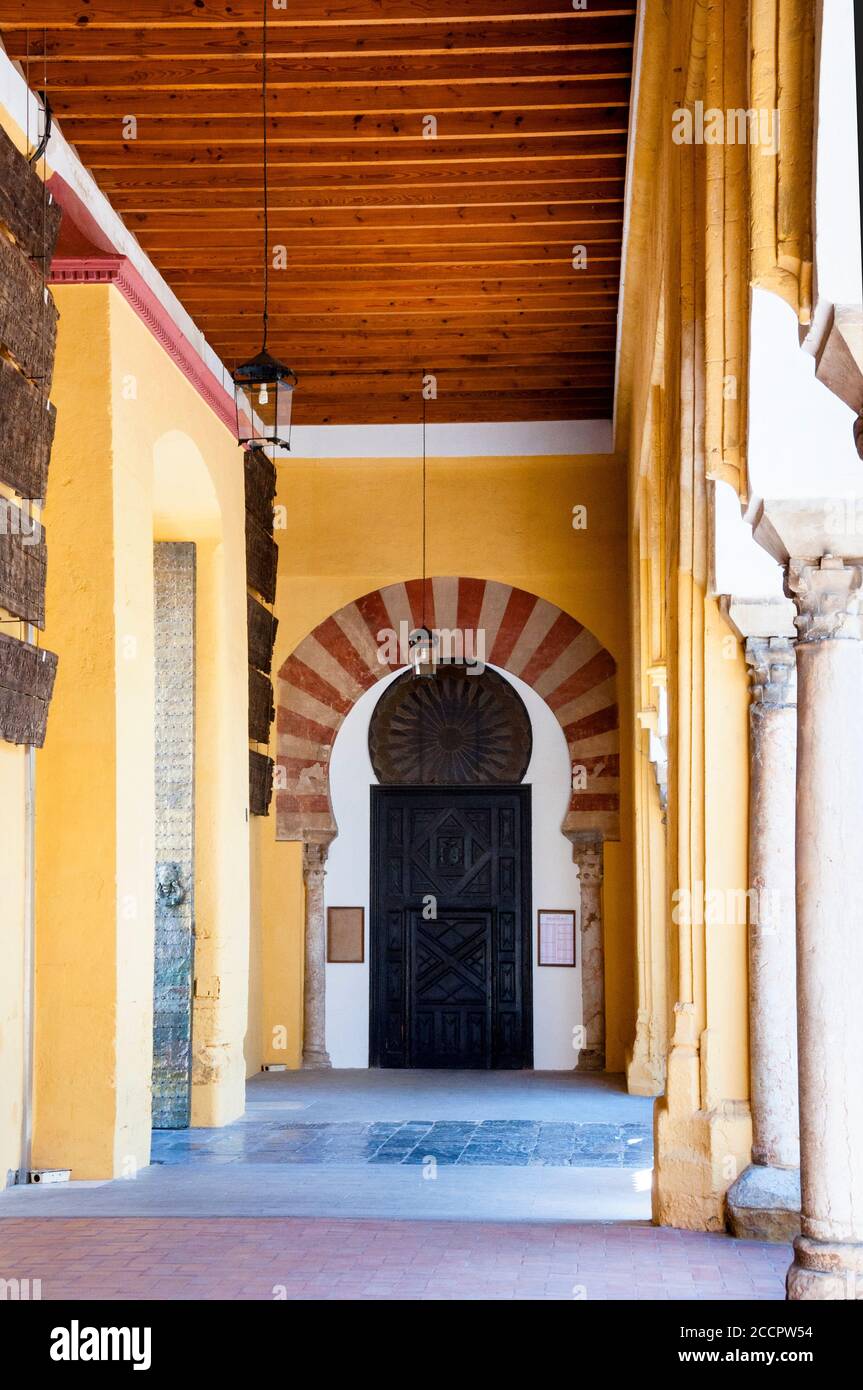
left=371, top=786, right=532, bottom=1068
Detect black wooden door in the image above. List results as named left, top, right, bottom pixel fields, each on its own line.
left=370, top=786, right=532, bottom=1069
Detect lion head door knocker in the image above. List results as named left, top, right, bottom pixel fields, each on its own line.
left=155, top=861, right=187, bottom=910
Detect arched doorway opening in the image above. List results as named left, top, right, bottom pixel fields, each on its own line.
left=276, top=578, right=621, bottom=1074
left=368, top=663, right=533, bottom=1070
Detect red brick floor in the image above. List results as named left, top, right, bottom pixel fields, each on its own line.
left=0, top=1219, right=790, bottom=1300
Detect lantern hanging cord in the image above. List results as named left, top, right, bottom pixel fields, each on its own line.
left=261, top=0, right=269, bottom=352
left=421, top=383, right=427, bottom=632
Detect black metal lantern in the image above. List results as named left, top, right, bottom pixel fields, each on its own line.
left=408, top=626, right=438, bottom=678
left=234, top=348, right=297, bottom=452
left=231, top=0, right=298, bottom=453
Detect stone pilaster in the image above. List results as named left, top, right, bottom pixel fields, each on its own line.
left=302, top=841, right=332, bottom=1070
left=726, top=634, right=801, bottom=1242
left=571, top=837, right=605, bottom=1072
left=784, top=557, right=863, bottom=1299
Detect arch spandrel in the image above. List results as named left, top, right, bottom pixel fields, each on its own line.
left=275, top=577, right=619, bottom=845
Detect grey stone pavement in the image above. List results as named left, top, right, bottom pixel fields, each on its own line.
left=0, top=1071, right=656, bottom=1223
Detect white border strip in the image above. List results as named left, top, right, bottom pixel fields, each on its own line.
left=286, top=418, right=613, bottom=460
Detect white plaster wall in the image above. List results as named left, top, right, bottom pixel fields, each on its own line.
left=325, top=664, right=582, bottom=1069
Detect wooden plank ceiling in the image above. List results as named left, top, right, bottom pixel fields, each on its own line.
left=2, top=2, right=635, bottom=427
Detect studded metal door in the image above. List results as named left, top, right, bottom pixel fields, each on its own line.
left=371, top=786, right=532, bottom=1069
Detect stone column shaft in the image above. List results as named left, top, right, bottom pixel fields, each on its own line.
left=786, top=557, right=863, bottom=1300
left=302, top=841, right=332, bottom=1069
left=746, top=637, right=799, bottom=1170
left=727, top=634, right=800, bottom=1242
left=572, top=838, right=605, bottom=1072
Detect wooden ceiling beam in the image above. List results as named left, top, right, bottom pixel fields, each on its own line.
left=168, top=280, right=621, bottom=301
left=99, top=166, right=624, bottom=192
left=5, top=15, right=636, bottom=60
left=126, top=192, right=625, bottom=227
left=274, top=350, right=617, bottom=367
left=16, top=50, right=633, bottom=89
left=181, top=298, right=621, bottom=319
left=78, top=135, right=627, bottom=169
left=282, top=368, right=614, bottom=394
left=97, top=168, right=626, bottom=200
left=147, top=248, right=622, bottom=270
left=291, top=398, right=613, bottom=424
left=3, top=5, right=633, bottom=425
left=211, top=331, right=617, bottom=355
left=60, top=107, right=630, bottom=143
left=134, top=236, right=619, bottom=258
left=0, top=2, right=636, bottom=29
left=194, top=310, right=618, bottom=332
left=294, top=385, right=613, bottom=404
left=43, top=77, right=632, bottom=118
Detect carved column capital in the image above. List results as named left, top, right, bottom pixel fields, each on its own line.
left=787, top=556, right=863, bottom=643
left=745, top=635, right=797, bottom=708
left=302, top=840, right=329, bottom=882
left=570, top=837, right=604, bottom=885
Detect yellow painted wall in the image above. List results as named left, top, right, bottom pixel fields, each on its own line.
left=33, top=283, right=249, bottom=1177
left=110, top=293, right=251, bottom=1133
left=245, top=823, right=264, bottom=1077
left=256, top=451, right=635, bottom=1075
left=0, top=742, right=27, bottom=1184
left=35, top=285, right=121, bottom=1177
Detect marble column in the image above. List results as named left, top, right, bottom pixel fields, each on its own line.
left=726, top=635, right=800, bottom=1241
left=785, top=557, right=863, bottom=1299
left=302, top=840, right=332, bottom=1069
left=572, top=837, right=605, bottom=1071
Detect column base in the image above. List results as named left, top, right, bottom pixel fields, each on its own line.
left=575, top=1047, right=605, bottom=1072
left=726, top=1164, right=801, bottom=1243
left=787, top=1235, right=863, bottom=1300
left=626, top=1035, right=665, bottom=1096
left=302, top=1049, right=332, bottom=1070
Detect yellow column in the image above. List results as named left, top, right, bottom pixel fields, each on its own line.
left=34, top=285, right=155, bottom=1178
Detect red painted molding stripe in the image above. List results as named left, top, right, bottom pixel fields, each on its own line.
left=49, top=255, right=237, bottom=437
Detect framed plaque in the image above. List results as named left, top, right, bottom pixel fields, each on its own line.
left=537, top=909, right=577, bottom=967
left=327, top=906, right=365, bottom=963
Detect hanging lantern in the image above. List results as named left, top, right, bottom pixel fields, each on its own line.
left=409, top=626, right=438, bottom=678
left=231, top=0, right=298, bottom=454
left=233, top=349, right=298, bottom=452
